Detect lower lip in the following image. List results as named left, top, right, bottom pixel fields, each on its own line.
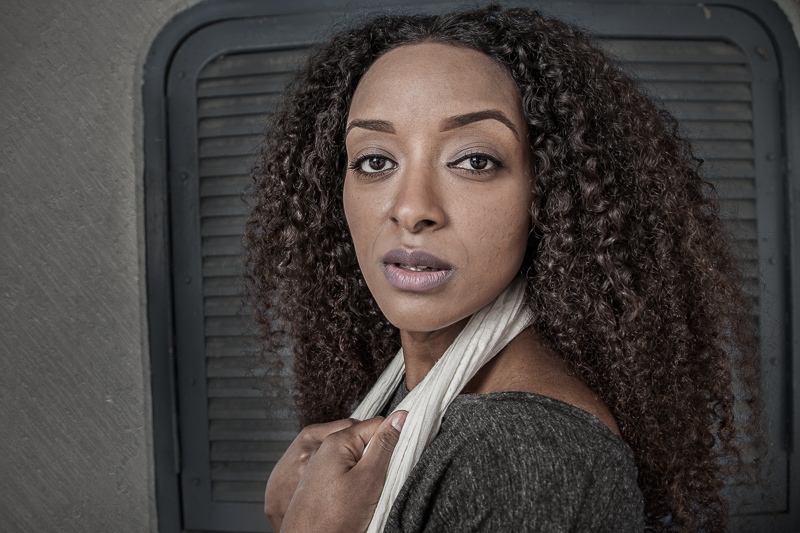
left=383, top=264, right=453, bottom=292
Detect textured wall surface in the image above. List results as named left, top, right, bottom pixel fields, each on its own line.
left=0, top=0, right=195, bottom=531
left=0, top=0, right=798, bottom=532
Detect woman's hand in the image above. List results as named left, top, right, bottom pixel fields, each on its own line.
left=265, top=418, right=357, bottom=531
left=279, top=411, right=407, bottom=533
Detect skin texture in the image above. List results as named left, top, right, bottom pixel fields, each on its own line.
left=343, top=43, right=533, bottom=389
left=270, top=412, right=407, bottom=533
left=264, top=418, right=355, bottom=531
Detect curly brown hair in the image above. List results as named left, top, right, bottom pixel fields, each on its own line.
left=244, top=5, right=764, bottom=531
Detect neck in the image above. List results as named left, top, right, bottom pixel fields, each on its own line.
left=401, top=317, right=469, bottom=390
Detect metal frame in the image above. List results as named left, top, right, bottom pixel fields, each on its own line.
left=144, top=0, right=800, bottom=531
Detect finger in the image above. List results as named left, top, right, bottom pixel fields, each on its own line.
left=321, top=416, right=384, bottom=466
left=355, top=410, right=407, bottom=476
left=303, top=418, right=358, bottom=443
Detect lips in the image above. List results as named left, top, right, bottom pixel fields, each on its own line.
left=382, top=248, right=454, bottom=292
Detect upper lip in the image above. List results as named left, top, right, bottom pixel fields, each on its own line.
left=382, top=248, right=453, bottom=270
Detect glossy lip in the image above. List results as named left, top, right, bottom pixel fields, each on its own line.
left=381, top=248, right=454, bottom=293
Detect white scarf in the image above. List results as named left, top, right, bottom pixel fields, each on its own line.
left=351, top=277, right=532, bottom=533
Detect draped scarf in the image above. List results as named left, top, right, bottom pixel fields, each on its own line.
left=351, top=277, right=532, bottom=533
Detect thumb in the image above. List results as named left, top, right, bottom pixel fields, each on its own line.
left=357, top=410, right=407, bottom=474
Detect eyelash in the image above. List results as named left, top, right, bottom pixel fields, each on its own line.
left=448, top=152, right=504, bottom=175
left=348, top=154, right=396, bottom=177
left=347, top=151, right=504, bottom=178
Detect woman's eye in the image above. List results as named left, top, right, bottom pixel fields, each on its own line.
left=357, top=156, right=396, bottom=174
left=451, top=154, right=499, bottom=172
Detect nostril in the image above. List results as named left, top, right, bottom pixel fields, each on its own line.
left=414, top=219, right=437, bottom=231
left=394, top=217, right=437, bottom=233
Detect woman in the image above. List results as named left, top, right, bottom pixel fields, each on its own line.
left=244, top=5, right=764, bottom=532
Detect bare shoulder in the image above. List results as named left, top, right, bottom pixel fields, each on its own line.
left=463, top=329, right=621, bottom=436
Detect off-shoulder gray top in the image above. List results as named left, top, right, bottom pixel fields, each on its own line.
left=380, top=378, right=644, bottom=532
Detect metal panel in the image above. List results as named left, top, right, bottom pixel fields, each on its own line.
left=145, top=1, right=799, bottom=531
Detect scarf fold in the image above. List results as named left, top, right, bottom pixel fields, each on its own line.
left=351, top=277, right=532, bottom=533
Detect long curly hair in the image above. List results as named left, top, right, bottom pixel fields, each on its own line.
left=244, top=5, right=764, bottom=531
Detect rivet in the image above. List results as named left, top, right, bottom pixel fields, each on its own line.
left=755, top=46, right=768, bottom=60
left=191, top=478, right=200, bottom=486
left=766, top=153, right=775, bottom=161
left=185, top=276, right=192, bottom=284
left=177, top=71, right=185, bottom=79
left=181, top=172, right=188, bottom=181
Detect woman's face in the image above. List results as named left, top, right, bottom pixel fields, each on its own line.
left=343, top=42, right=533, bottom=334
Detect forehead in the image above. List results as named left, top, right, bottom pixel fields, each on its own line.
left=348, top=42, right=523, bottom=122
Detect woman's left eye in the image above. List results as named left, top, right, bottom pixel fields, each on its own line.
left=352, top=155, right=397, bottom=174
left=450, top=154, right=500, bottom=172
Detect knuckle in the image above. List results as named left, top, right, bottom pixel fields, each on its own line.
left=296, top=447, right=313, bottom=464
left=323, top=431, right=344, bottom=447
left=299, top=423, right=319, bottom=440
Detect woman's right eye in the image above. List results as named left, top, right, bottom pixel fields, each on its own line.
left=351, top=155, right=397, bottom=174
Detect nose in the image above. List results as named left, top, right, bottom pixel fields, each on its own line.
left=390, top=164, right=446, bottom=233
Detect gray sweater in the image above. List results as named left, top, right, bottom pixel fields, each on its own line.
left=380, top=379, right=644, bottom=532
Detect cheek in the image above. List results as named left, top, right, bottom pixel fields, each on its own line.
left=342, top=181, right=363, bottom=255
left=343, top=181, right=379, bottom=268
left=475, top=194, right=531, bottom=269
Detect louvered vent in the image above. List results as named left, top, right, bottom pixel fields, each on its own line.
left=196, top=49, right=309, bottom=504
left=191, top=38, right=758, bottom=507
left=602, top=39, right=760, bottom=311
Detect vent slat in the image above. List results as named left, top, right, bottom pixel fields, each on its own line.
left=203, top=255, right=243, bottom=277
left=212, top=482, right=268, bottom=503
left=602, top=39, right=745, bottom=63
left=203, top=246, right=243, bottom=258
left=204, top=265, right=244, bottom=277
left=198, top=95, right=281, bottom=118
left=199, top=156, right=252, bottom=177
left=206, top=336, right=259, bottom=357
left=203, top=278, right=244, bottom=297
left=211, top=463, right=273, bottom=482
left=693, top=140, right=753, bottom=160
left=199, top=115, right=267, bottom=138
left=200, top=204, right=250, bottom=217
left=719, top=199, right=757, bottom=221
left=197, top=72, right=291, bottom=98
left=206, top=316, right=250, bottom=331
left=211, top=441, right=295, bottom=463
left=209, top=420, right=299, bottom=441
left=202, top=225, right=246, bottom=238
left=201, top=215, right=247, bottom=237
left=709, top=179, right=756, bottom=200
left=621, top=62, right=752, bottom=82
left=208, top=377, right=276, bottom=398
left=199, top=49, right=308, bottom=79
left=209, top=399, right=296, bottom=420
left=663, top=101, right=753, bottom=121
left=682, top=121, right=753, bottom=141
left=641, top=81, right=751, bottom=102
left=207, top=358, right=256, bottom=378
left=200, top=176, right=251, bottom=198
left=205, top=297, right=248, bottom=318
left=200, top=136, right=262, bottom=158
left=704, top=160, right=755, bottom=179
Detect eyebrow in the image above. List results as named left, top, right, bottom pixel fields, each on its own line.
left=441, top=110, right=519, bottom=139
left=345, top=119, right=395, bottom=137
left=344, top=109, right=519, bottom=139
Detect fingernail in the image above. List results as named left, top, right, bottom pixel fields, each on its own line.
left=391, top=411, right=407, bottom=432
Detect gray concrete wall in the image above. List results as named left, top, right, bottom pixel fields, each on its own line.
left=0, top=0, right=195, bottom=531
left=0, top=0, right=798, bottom=532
